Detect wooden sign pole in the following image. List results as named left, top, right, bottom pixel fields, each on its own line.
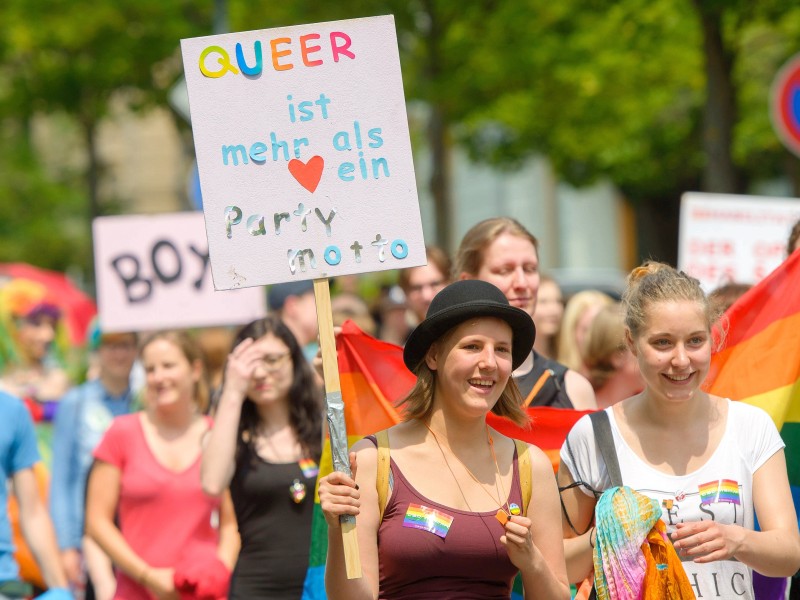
left=313, top=277, right=362, bottom=579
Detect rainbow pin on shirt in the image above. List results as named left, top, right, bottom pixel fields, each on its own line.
left=402, top=504, right=454, bottom=539
left=298, top=458, right=319, bottom=479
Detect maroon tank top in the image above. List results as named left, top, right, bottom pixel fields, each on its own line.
left=366, top=435, right=524, bottom=600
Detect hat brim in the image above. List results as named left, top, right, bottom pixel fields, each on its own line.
left=403, top=301, right=535, bottom=372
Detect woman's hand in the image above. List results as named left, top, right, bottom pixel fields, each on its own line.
left=222, top=338, right=260, bottom=398
left=144, top=567, right=179, bottom=600
left=319, top=452, right=360, bottom=528
left=671, top=521, right=745, bottom=563
left=501, top=515, right=542, bottom=573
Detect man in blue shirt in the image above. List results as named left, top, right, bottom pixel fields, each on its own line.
left=0, top=390, right=70, bottom=598
left=49, top=331, right=137, bottom=598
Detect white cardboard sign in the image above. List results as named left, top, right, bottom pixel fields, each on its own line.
left=678, top=192, right=800, bottom=291
left=180, top=15, right=425, bottom=290
left=93, top=212, right=266, bottom=332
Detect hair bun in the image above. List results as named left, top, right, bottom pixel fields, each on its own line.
left=627, top=261, right=670, bottom=285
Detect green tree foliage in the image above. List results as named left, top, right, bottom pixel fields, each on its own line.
left=2, top=0, right=800, bottom=270
left=0, top=133, right=89, bottom=272
left=452, top=0, right=800, bottom=259
left=0, top=0, right=213, bottom=278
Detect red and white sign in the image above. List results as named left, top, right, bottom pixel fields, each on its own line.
left=678, top=192, right=800, bottom=291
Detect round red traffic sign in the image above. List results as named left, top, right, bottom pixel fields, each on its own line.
left=771, top=53, right=800, bottom=158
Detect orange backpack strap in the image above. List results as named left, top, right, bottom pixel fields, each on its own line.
left=375, top=429, right=391, bottom=522
left=514, top=439, right=532, bottom=517
left=523, top=369, right=552, bottom=407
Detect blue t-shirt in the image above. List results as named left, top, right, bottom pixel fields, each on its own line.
left=0, top=391, right=41, bottom=580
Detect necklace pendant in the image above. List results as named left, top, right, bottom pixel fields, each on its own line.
left=495, top=509, right=508, bottom=525
left=290, top=478, right=307, bottom=503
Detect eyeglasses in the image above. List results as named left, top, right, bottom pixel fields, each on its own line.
left=257, top=352, right=291, bottom=372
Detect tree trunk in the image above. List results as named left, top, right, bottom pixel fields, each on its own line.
left=632, top=193, right=681, bottom=266
left=423, top=0, right=453, bottom=252
left=428, top=105, right=452, bottom=251
left=692, top=0, right=740, bottom=193
left=785, top=154, right=800, bottom=197
left=84, top=118, right=100, bottom=287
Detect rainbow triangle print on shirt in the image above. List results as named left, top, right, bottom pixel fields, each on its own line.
left=698, top=479, right=741, bottom=505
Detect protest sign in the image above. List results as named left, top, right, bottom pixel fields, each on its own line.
left=180, top=15, right=425, bottom=290
left=182, top=15, right=427, bottom=579
left=678, top=192, right=800, bottom=291
left=93, top=212, right=266, bottom=332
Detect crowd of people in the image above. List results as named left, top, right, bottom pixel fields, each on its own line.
left=0, top=216, right=799, bottom=599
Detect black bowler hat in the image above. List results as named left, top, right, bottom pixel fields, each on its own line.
left=403, top=279, right=535, bottom=372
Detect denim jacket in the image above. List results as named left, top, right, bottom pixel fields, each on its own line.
left=49, top=379, right=134, bottom=550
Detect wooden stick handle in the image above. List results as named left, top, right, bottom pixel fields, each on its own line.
left=313, top=278, right=362, bottom=579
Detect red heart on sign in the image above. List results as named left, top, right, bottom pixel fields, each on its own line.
left=288, top=156, right=324, bottom=193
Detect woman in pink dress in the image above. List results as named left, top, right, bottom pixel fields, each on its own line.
left=86, top=331, right=239, bottom=600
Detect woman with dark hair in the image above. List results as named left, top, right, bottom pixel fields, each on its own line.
left=202, top=315, right=323, bottom=600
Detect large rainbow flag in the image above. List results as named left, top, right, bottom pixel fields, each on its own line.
left=704, top=249, right=800, bottom=512
left=302, top=320, right=589, bottom=599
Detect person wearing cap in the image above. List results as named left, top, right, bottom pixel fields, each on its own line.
left=49, top=328, right=139, bottom=599
left=319, top=280, right=569, bottom=599
left=267, top=281, right=320, bottom=362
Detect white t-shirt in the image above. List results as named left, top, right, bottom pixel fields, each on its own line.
left=560, top=400, right=784, bottom=599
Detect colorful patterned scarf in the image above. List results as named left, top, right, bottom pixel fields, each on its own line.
left=593, top=486, right=694, bottom=600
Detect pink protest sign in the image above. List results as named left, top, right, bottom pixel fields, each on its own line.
left=93, top=212, right=266, bottom=332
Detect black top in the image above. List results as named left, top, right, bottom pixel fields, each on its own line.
left=228, top=447, right=318, bottom=600
left=514, top=351, right=572, bottom=408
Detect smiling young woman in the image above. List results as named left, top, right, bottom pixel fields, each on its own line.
left=455, top=217, right=596, bottom=411
left=319, top=280, right=569, bottom=600
left=557, top=262, right=800, bottom=599
left=85, top=331, right=238, bottom=600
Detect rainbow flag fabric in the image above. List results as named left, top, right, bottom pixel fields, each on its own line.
left=303, top=321, right=405, bottom=599
left=704, top=249, right=800, bottom=512
left=301, top=320, right=589, bottom=600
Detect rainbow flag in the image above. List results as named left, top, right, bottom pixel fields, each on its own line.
left=698, top=479, right=741, bottom=506
left=704, top=249, right=800, bottom=513
left=302, top=320, right=589, bottom=599
left=303, top=321, right=405, bottom=599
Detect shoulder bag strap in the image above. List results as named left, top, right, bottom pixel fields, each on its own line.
left=589, top=410, right=622, bottom=487
left=513, top=439, right=531, bottom=517
left=523, top=369, right=552, bottom=407
left=375, top=429, right=391, bottom=522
